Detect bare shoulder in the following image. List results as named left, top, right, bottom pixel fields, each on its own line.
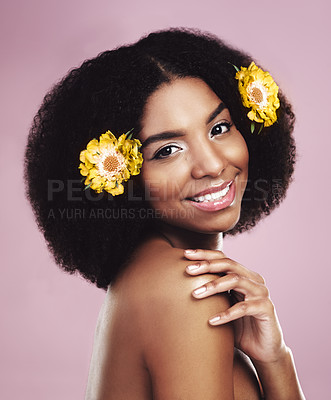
left=88, top=237, right=236, bottom=399
left=114, top=236, right=235, bottom=399
left=114, top=235, right=231, bottom=314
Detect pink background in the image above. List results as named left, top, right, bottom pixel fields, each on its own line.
left=1, top=0, right=330, bottom=398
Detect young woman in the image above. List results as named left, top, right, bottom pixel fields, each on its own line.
left=24, top=28, right=305, bottom=399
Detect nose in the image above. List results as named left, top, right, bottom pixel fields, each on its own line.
left=190, top=139, right=227, bottom=179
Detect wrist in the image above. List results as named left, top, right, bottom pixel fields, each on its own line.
left=252, top=343, right=290, bottom=369
left=252, top=346, right=305, bottom=400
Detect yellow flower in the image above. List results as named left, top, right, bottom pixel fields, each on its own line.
left=235, top=62, right=280, bottom=128
left=78, top=130, right=143, bottom=196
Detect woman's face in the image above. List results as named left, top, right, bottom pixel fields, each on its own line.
left=139, top=77, right=249, bottom=234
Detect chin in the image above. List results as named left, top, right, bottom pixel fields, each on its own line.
left=196, top=204, right=242, bottom=234
left=168, top=208, right=241, bottom=235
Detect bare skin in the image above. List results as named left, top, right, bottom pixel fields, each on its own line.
left=85, top=77, right=305, bottom=399
left=85, top=235, right=262, bottom=400
left=184, top=248, right=306, bottom=400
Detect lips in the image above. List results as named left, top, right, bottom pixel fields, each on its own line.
left=185, top=180, right=236, bottom=212
left=186, top=180, right=234, bottom=200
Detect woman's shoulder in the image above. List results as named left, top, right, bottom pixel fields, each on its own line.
left=121, top=234, right=187, bottom=286
left=111, top=234, right=231, bottom=320
left=113, top=235, right=235, bottom=398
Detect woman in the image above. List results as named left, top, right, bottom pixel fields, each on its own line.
left=24, top=28, right=305, bottom=399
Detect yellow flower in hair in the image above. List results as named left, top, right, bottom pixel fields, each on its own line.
left=79, top=130, right=143, bottom=195
left=235, top=62, right=280, bottom=129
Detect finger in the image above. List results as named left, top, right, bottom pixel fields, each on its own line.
left=186, top=258, right=265, bottom=284
left=192, top=273, right=269, bottom=300
left=184, top=248, right=227, bottom=261
left=208, top=298, right=275, bottom=326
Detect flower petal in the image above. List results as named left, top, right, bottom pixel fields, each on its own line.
left=235, top=62, right=280, bottom=130
left=79, top=130, right=144, bottom=195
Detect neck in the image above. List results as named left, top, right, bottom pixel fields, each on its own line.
left=153, top=221, right=223, bottom=251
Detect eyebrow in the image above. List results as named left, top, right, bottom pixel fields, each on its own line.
left=141, top=102, right=227, bottom=149
left=206, top=102, right=226, bottom=124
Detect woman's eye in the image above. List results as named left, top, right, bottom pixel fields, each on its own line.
left=210, top=122, right=232, bottom=137
left=154, top=145, right=182, bottom=159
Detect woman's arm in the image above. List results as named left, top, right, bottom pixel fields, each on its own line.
left=253, top=347, right=305, bottom=400
left=184, top=248, right=306, bottom=400
left=136, top=255, right=236, bottom=399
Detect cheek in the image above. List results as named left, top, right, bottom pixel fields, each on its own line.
left=233, top=138, right=249, bottom=193
left=227, top=135, right=249, bottom=171
left=141, top=162, right=189, bottom=203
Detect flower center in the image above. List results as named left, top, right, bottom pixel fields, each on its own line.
left=98, top=149, right=127, bottom=179
left=249, top=87, right=263, bottom=104
left=103, top=155, right=120, bottom=173
left=247, top=81, right=268, bottom=109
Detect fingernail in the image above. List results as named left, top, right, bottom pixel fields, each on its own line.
left=186, top=264, right=200, bottom=271
left=193, top=286, right=207, bottom=295
left=185, top=249, right=197, bottom=254
left=209, top=316, right=221, bottom=324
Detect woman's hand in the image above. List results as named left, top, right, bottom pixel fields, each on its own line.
left=184, top=248, right=287, bottom=365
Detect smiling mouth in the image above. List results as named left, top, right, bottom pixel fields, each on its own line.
left=186, top=181, right=233, bottom=203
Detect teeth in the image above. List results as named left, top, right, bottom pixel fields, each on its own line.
left=210, top=192, right=219, bottom=200
left=192, top=183, right=231, bottom=203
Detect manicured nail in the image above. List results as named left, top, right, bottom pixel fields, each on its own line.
left=185, top=249, right=197, bottom=254
left=193, top=286, right=207, bottom=295
left=209, top=316, right=221, bottom=324
left=186, top=264, right=200, bottom=271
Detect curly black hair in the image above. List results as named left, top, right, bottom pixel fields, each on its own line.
left=24, top=27, right=296, bottom=290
